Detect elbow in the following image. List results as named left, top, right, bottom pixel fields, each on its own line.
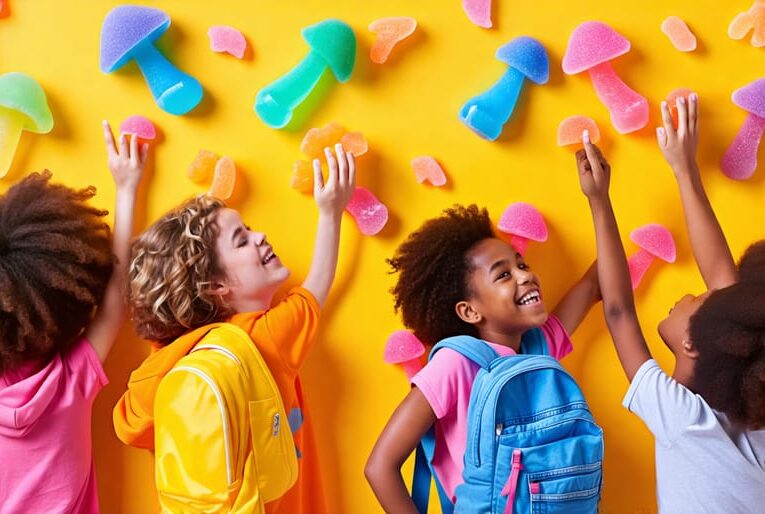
left=603, top=301, right=636, bottom=325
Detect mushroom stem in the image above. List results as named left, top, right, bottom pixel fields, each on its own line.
left=135, top=44, right=203, bottom=116
left=587, top=61, right=648, bottom=134
left=509, top=235, right=529, bottom=256
left=460, top=66, right=525, bottom=141
left=402, top=359, right=423, bottom=380
left=627, top=248, right=656, bottom=290
left=255, top=51, right=327, bottom=129
left=721, top=113, right=765, bottom=180
left=0, top=110, right=24, bottom=178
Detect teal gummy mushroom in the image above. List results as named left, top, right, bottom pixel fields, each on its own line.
left=255, top=19, right=356, bottom=128
left=0, top=73, right=53, bottom=178
left=100, top=5, right=203, bottom=116
left=460, top=36, right=549, bottom=141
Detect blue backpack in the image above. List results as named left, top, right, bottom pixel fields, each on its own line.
left=412, top=329, right=603, bottom=514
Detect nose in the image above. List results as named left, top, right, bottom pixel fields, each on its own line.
left=516, top=268, right=533, bottom=285
left=253, top=231, right=266, bottom=246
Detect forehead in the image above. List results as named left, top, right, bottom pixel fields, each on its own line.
left=468, top=238, right=520, bottom=268
left=215, top=208, right=243, bottom=232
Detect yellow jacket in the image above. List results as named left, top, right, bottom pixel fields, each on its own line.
left=116, top=322, right=298, bottom=513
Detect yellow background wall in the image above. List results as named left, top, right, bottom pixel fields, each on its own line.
left=1, top=1, right=763, bottom=512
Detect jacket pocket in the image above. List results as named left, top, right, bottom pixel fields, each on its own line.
left=528, top=462, right=601, bottom=514
left=248, top=397, right=298, bottom=503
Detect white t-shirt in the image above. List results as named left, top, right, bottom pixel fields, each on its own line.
left=623, top=359, right=765, bottom=514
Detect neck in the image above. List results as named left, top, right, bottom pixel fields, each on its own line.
left=477, top=328, right=523, bottom=352
left=671, top=355, right=696, bottom=389
left=229, top=291, right=275, bottom=314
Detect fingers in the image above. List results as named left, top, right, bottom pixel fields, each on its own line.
left=312, top=158, right=324, bottom=197
left=324, top=146, right=338, bottom=188
left=656, top=126, right=668, bottom=148
left=688, top=92, right=699, bottom=134
left=103, top=120, right=117, bottom=156
left=140, top=142, right=149, bottom=163
left=677, top=96, right=689, bottom=137
left=335, top=143, right=348, bottom=188
left=347, top=151, right=356, bottom=188
left=129, top=132, right=139, bottom=165
left=660, top=101, right=676, bottom=137
left=582, top=130, right=600, bottom=174
left=575, top=148, right=590, bottom=173
left=118, top=132, right=128, bottom=158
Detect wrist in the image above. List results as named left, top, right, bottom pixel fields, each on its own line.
left=587, top=195, right=611, bottom=210
left=318, top=207, right=343, bottom=224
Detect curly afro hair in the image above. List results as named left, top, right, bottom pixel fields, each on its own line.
left=388, top=204, right=495, bottom=346
left=0, top=171, right=113, bottom=372
left=129, top=195, right=229, bottom=345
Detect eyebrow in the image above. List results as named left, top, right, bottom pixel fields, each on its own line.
left=489, top=259, right=510, bottom=273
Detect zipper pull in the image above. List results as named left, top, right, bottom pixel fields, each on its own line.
left=272, top=413, right=280, bottom=436
left=495, top=423, right=503, bottom=437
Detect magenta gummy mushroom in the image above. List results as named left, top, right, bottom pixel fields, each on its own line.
left=120, top=115, right=156, bottom=141
left=497, top=202, right=548, bottom=256
left=562, top=21, right=649, bottom=134
left=384, top=330, right=425, bottom=380
left=628, top=224, right=676, bottom=290
left=720, top=79, right=765, bottom=180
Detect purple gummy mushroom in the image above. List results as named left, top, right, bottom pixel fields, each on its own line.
left=721, top=79, right=765, bottom=180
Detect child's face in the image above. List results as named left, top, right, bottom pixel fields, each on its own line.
left=463, top=238, right=548, bottom=335
left=658, top=291, right=711, bottom=355
left=213, top=208, right=290, bottom=308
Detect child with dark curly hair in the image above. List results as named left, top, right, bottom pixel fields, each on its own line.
left=114, top=145, right=355, bottom=513
left=0, top=121, right=148, bottom=513
left=365, top=202, right=602, bottom=512
left=578, top=92, right=765, bottom=513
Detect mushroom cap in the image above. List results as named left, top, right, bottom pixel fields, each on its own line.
left=0, top=72, right=53, bottom=133
left=497, top=202, right=548, bottom=242
left=100, top=6, right=170, bottom=73
left=732, top=79, right=765, bottom=119
left=301, top=19, right=356, bottom=82
left=384, top=330, right=425, bottom=364
left=120, top=115, right=156, bottom=140
left=630, top=224, right=676, bottom=262
left=496, top=36, right=549, bottom=85
left=562, top=21, right=630, bottom=75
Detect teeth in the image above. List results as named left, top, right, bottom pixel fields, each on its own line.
left=518, top=291, right=540, bottom=305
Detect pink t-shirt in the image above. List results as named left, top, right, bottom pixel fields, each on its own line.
left=0, top=337, right=108, bottom=514
left=411, top=315, right=573, bottom=502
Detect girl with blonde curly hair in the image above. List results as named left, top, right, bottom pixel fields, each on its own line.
left=114, top=145, right=355, bottom=514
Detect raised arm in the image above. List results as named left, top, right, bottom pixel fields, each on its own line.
left=578, top=134, right=651, bottom=381
left=657, top=93, right=737, bottom=290
left=301, top=144, right=356, bottom=307
left=86, top=121, right=147, bottom=362
left=552, top=261, right=601, bottom=336
left=365, top=388, right=436, bottom=514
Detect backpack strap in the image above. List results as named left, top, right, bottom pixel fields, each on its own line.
left=519, top=327, right=550, bottom=356
left=429, top=335, right=499, bottom=369
left=412, top=427, right=454, bottom=514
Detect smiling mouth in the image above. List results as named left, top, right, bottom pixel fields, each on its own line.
left=262, top=248, right=277, bottom=265
left=516, top=290, right=541, bottom=306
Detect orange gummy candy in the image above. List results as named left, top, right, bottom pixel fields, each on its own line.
left=300, top=122, right=345, bottom=159
left=729, top=0, right=765, bottom=47
left=557, top=116, right=601, bottom=146
left=208, top=156, right=236, bottom=200
left=411, top=156, right=447, bottom=187
left=291, top=160, right=314, bottom=195
left=368, top=17, right=417, bottom=64
left=188, top=149, right=219, bottom=184
left=666, top=88, right=692, bottom=129
left=340, top=131, right=368, bottom=156
left=661, top=16, right=697, bottom=52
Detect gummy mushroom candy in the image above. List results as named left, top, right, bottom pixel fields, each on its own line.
left=496, top=202, right=548, bottom=256
left=0, top=72, right=53, bottom=178
left=100, top=5, right=203, bottom=115
left=384, top=330, right=425, bottom=379
left=462, top=0, right=493, bottom=28
left=120, top=115, right=156, bottom=141
left=255, top=19, right=356, bottom=129
left=557, top=116, right=600, bottom=147
left=368, top=17, right=417, bottom=64
left=721, top=79, right=765, bottom=180
left=346, top=187, right=388, bottom=236
left=729, top=0, right=765, bottom=47
left=628, top=224, right=676, bottom=290
left=563, top=21, right=648, bottom=134
left=411, top=156, right=447, bottom=186
left=460, top=36, right=549, bottom=141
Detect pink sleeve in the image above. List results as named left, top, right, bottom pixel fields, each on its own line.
left=411, top=349, right=474, bottom=419
left=540, top=315, right=574, bottom=360
left=63, top=337, right=108, bottom=401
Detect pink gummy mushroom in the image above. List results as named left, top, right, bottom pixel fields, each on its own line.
left=208, top=25, right=247, bottom=59
left=721, top=79, right=765, bottom=180
left=119, top=115, right=156, bottom=140
left=497, top=202, right=548, bottom=256
left=628, top=224, right=676, bottom=290
left=411, top=156, right=447, bottom=186
left=346, top=187, right=389, bottom=236
left=384, top=330, right=425, bottom=379
left=562, top=22, right=649, bottom=134
left=462, top=0, right=492, bottom=29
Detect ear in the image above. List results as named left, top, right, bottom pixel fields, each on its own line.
left=682, top=339, right=700, bottom=359
left=206, top=281, right=230, bottom=298
left=455, top=300, right=482, bottom=325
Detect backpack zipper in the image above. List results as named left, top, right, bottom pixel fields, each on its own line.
left=500, top=449, right=523, bottom=514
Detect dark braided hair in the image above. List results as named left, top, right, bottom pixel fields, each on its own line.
left=388, top=204, right=495, bottom=346
left=0, top=171, right=112, bottom=372
left=689, top=241, right=765, bottom=429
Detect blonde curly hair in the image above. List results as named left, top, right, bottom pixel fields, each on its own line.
left=129, top=195, right=232, bottom=345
